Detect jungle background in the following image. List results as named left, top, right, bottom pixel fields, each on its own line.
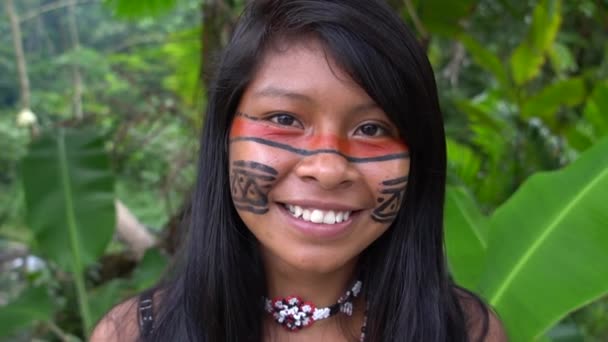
left=1, top=0, right=607, bottom=341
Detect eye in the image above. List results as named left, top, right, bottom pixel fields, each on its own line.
left=268, top=113, right=303, bottom=128
left=355, top=123, right=390, bottom=137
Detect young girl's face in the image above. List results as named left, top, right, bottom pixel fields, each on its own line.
left=229, top=39, right=410, bottom=274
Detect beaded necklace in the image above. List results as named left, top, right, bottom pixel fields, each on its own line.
left=264, top=280, right=362, bottom=330
left=263, top=280, right=368, bottom=341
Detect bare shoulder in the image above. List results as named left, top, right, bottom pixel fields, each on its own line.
left=454, top=288, right=509, bottom=342
left=90, top=297, right=140, bottom=342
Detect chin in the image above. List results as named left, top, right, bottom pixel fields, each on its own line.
left=278, top=247, right=359, bottom=275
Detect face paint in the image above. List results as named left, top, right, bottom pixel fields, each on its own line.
left=230, top=160, right=278, bottom=214
left=371, top=176, right=408, bottom=223
left=230, top=113, right=411, bottom=219
left=228, top=40, right=411, bottom=275
left=230, top=113, right=409, bottom=163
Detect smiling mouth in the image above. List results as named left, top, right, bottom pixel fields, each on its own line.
left=282, top=204, right=355, bottom=225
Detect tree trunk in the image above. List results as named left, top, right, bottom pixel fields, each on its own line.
left=200, top=0, right=239, bottom=86
left=67, top=0, right=84, bottom=119
left=5, top=0, right=31, bottom=110
left=115, top=200, right=156, bottom=259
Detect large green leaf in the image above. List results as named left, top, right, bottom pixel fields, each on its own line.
left=510, top=0, right=562, bottom=85
left=22, top=129, right=115, bottom=270
left=444, top=187, right=488, bottom=289
left=479, top=136, right=608, bottom=341
left=0, top=287, right=54, bottom=338
left=21, top=128, right=116, bottom=333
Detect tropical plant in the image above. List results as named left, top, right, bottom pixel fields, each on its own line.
left=1, top=0, right=607, bottom=340
left=1, top=128, right=167, bottom=340
left=445, top=136, right=608, bottom=341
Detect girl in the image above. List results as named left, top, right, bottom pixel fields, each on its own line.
left=93, top=0, right=507, bottom=341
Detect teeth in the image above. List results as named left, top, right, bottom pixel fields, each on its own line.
left=302, top=209, right=311, bottom=221
left=310, top=210, right=324, bottom=223
left=284, top=204, right=352, bottom=225
left=294, top=206, right=303, bottom=218
left=323, top=211, right=335, bottom=224
left=336, top=212, right=343, bottom=223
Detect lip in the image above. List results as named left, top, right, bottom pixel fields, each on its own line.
left=276, top=202, right=362, bottom=240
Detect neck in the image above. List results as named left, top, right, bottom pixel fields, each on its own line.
left=262, top=250, right=360, bottom=307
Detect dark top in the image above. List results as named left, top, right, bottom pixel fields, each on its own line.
left=138, top=290, right=155, bottom=337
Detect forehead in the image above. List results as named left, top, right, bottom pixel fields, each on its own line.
left=241, top=38, right=373, bottom=107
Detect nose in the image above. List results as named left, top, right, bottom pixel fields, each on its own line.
left=294, top=151, right=359, bottom=190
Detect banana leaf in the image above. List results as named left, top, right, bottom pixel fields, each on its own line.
left=444, top=186, right=488, bottom=289
left=478, top=136, right=608, bottom=341
left=21, top=128, right=116, bottom=333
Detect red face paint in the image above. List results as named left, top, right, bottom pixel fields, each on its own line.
left=229, top=115, right=408, bottom=161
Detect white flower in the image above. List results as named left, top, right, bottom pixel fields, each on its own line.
left=16, top=108, right=37, bottom=127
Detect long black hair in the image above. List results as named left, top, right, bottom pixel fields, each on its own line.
left=145, top=0, right=488, bottom=341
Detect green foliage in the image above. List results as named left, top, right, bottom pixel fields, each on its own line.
left=0, top=114, right=30, bottom=240
left=444, top=187, right=487, bottom=288
left=89, top=250, right=168, bottom=324
left=104, top=0, right=179, bottom=19
left=2, top=0, right=608, bottom=340
left=510, top=0, right=563, bottom=85
left=22, top=129, right=116, bottom=272
left=583, top=82, right=608, bottom=139
left=422, top=0, right=608, bottom=339
left=446, top=136, right=608, bottom=341
left=21, top=129, right=116, bottom=334
left=0, top=286, right=54, bottom=338
left=446, top=138, right=481, bottom=186
left=162, top=27, right=203, bottom=110
left=484, top=136, right=608, bottom=340
left=417, top=0, right=476, bottom=35
left=521, top=77, right=586, bottom=125
left=457, top=33, right=510, bottom=90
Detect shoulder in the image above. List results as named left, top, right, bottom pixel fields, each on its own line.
left=454, top=287, right=508, bottom=342
left=90, top=297, right=140, bottom=342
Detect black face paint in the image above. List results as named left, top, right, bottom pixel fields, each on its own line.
left=371, top=176, right=408, bottom=223
left=230, top=136, right=409, bottom=163
left=230, top=160, right=278, bottom=214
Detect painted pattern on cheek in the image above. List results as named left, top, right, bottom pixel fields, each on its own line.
left=372, top=176, right=408, bottom=223
left=230, top=160, right=278, bottom=214
left=230, top=114, right=410, bottom=163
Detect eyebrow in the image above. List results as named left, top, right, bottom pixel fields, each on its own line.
left=253, top=86, right=313, bottom=104
left=253, top=86, right=380, bottom=114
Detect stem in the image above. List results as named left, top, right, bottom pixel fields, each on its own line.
left=57, top=129, right=92, bottom=337
left=5, top=0, right=31, bottom=109
left=46, top=320, right=71, bottom=342
left=403, top=0, right=428, bottom=39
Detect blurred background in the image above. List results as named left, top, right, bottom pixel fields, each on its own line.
left=0, top=0, right=607, bottom=341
